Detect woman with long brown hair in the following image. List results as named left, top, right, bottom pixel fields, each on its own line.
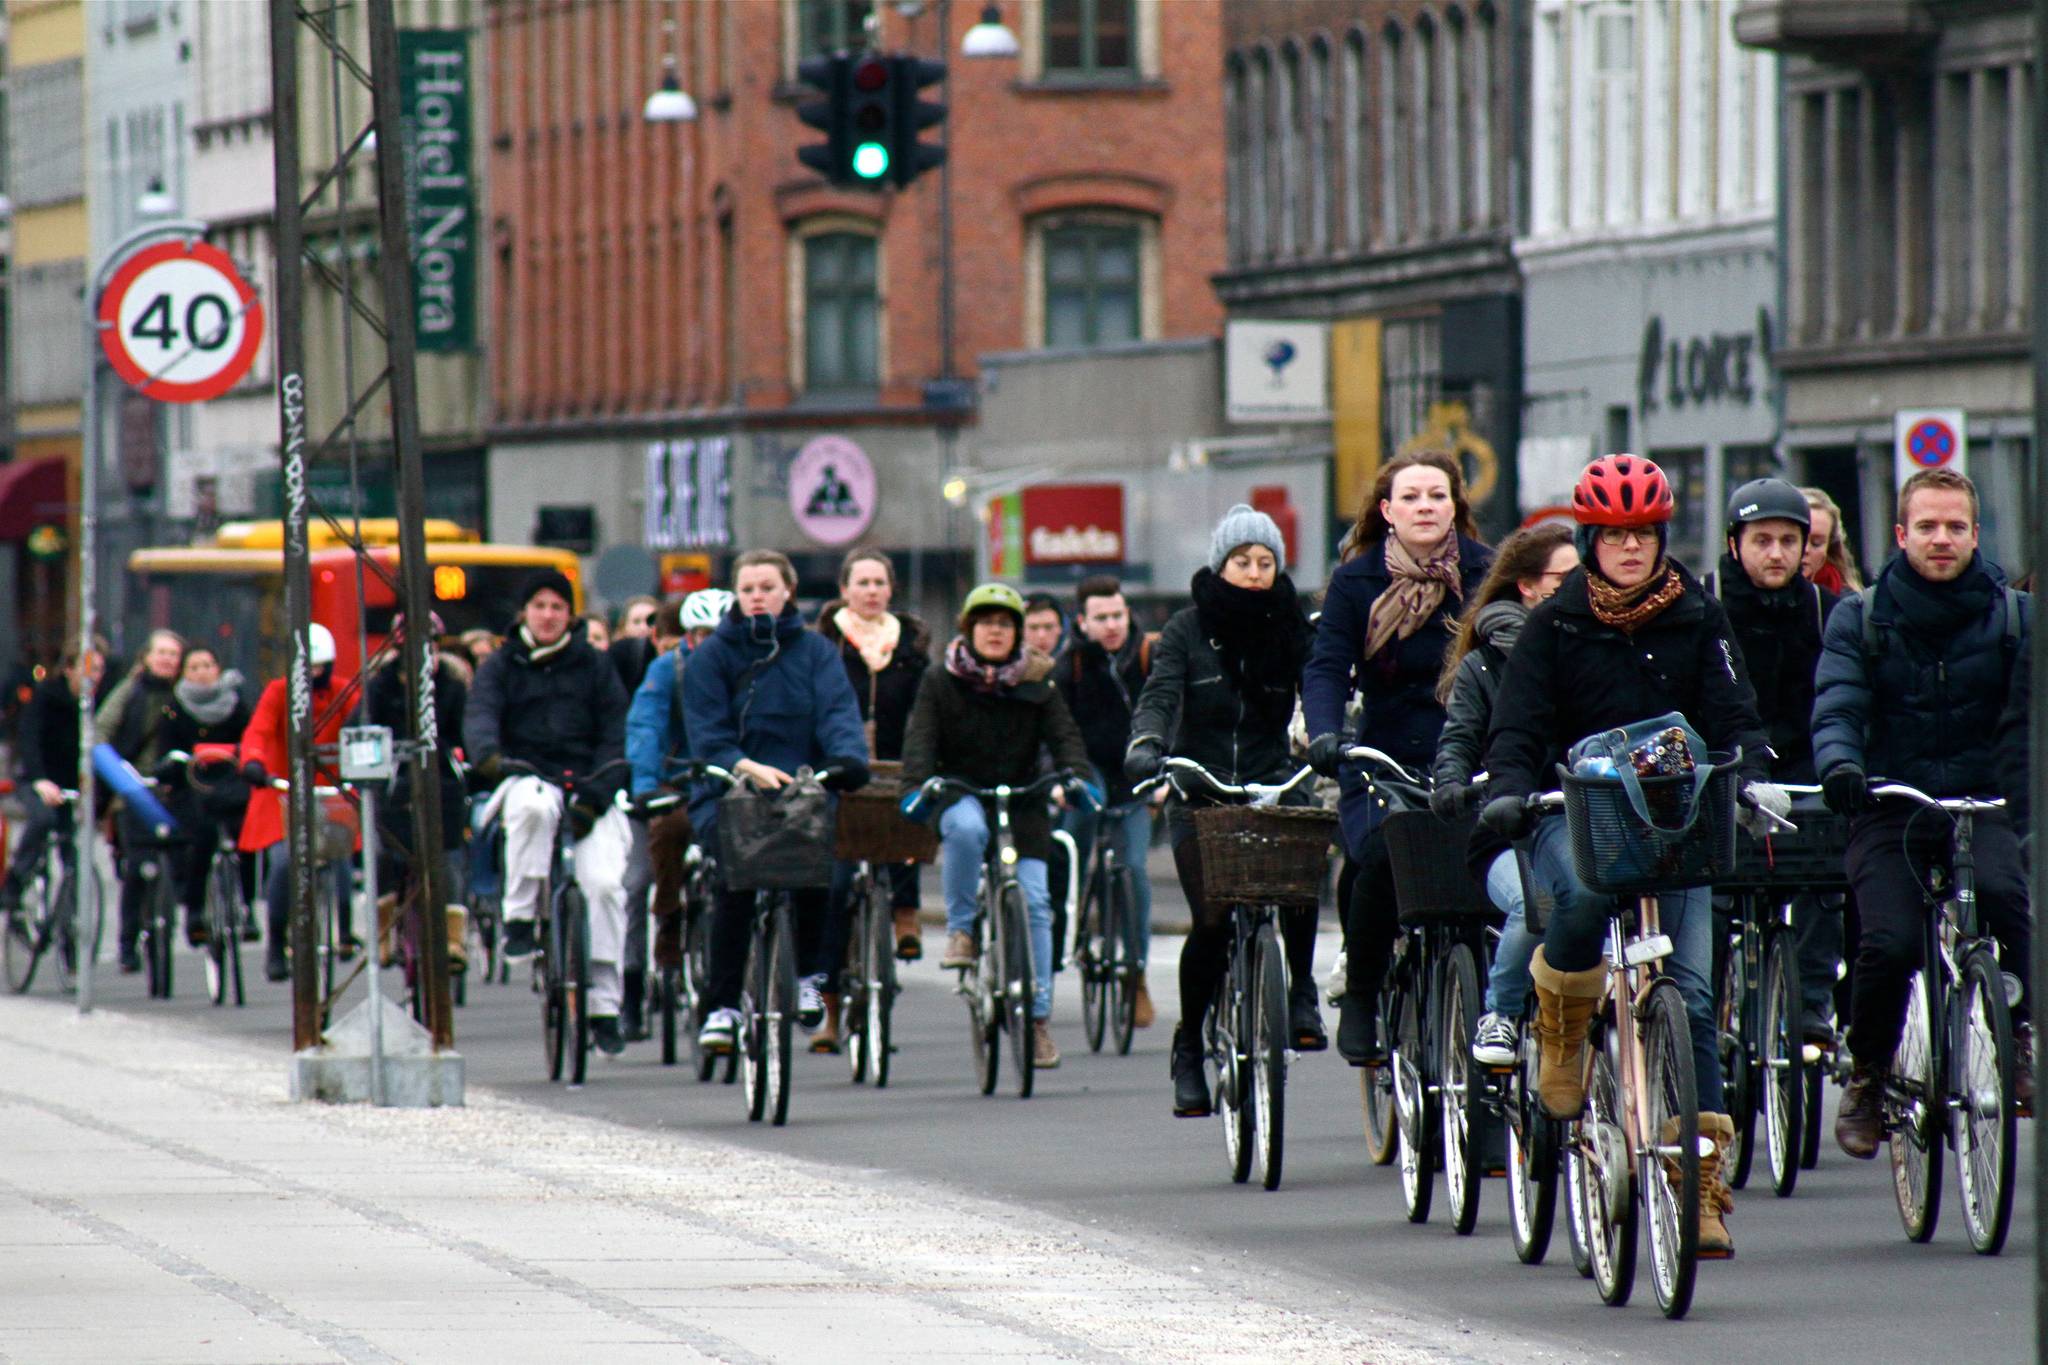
left=1303, top=451, right=1493, bottom=1062
left=1799, top=486, right=1864, bottom=593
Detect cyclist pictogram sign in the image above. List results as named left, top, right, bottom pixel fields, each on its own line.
left=97, top=239, right=265, bottom=404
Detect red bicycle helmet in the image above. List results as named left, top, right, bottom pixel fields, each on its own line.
left=1572, top=454, right=1674, bottom=527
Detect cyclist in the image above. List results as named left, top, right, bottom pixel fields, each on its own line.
left=1480, top=454, right=1774, bottom=1258
left=1427, top=521, right=1577, bottom=1064
left=239, top=623, right=356, bottom=981
left=902, top=581, right=1092, bottom=1070
left=819, top=548, right=931, bottom=1015
left=684, top=552, right=868, bottom=1054
left=97, top=629, right=187, bottom=973
left=627, top=591, right=728, bottom=983
left=1812, top=465, right=2034, bottom=1155
left=1800, top=486, right=1864, bottom=594
left=0, top=639, right=106, bottom=912
left=1052, top=572, right=1159, bottom=1027
left=581, top=614, right=612, bottom=652
left=465, top=569, right=634, bottom=1055
left=1022, top=593, right=1067, bottom=660
left=616, top=595, right=659, bottom=641
left=159, top=646, right=254, bottom=947
left=1303, top=452, right=1493, bottom=1065
left=1126, top=506, right=1316, bottom=1114
left=1707, top=478, right=1844, bottom=1048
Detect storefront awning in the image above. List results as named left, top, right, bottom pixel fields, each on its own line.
left=0, top=458, right=69, bottom=542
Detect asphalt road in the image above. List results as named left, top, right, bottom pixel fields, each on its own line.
left=68, top=926, right=2035, bottom=1363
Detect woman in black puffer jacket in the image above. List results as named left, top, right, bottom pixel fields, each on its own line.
left=1126, top=505, right=1316, bottom=1118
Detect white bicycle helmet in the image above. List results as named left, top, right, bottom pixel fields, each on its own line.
left=306, top=622, right=337, bottom=666
left=681, top=589, right=735, bottom=632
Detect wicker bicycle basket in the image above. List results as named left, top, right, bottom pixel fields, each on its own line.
left=833, top=761, right=939, bottom=865
left=1560, top=759, right=1739, bottom=897
left=1190, top=805, right=1338, bottom=908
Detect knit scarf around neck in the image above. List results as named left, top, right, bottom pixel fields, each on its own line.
left=173, top=670, right=245, bottom=726
left=1190, top=568, right=1312, bottom=729
left=1364, top=534, right=1462, bottom=661
left=945, top=635, right=1031, bottom=694
left=520, top=624, right=572, bottom=664
left=1586, top=560, right=1685, bottom=634
left=834, top=607, right=901, bottom=676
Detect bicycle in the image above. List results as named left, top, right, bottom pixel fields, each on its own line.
left=1, top=789, right=102, bottom=995
left=1143, top=757, right=1329, bottom=1190
left=163, top=748, right=250, bottom=1008
left=268, top=777, right=358, bottom=1023
left=630, top=780, right=732, bottom=1082
left=1070, top=799, right=1145, bottom=1056
left=1713, top=784, right=1846, bottom=1198
left=919, top=771, right=1081, bottom=1101
left=124, top=774, right=190, bottom=1001
left=1867, top=781, right=2023, bottom=1256
left=835, top=760, right=936, bottom=1088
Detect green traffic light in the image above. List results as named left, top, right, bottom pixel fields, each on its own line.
left=853, top=141, right=890, bottom=180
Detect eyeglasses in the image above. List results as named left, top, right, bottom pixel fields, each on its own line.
left=1596, top=527, right=1655, bottom=548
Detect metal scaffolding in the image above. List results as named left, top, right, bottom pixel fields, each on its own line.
left=267, top=0, right=455, bottom=1053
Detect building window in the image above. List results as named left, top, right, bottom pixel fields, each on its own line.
left=803, top=231, right=878, bottom=392
left=1043, top=221, right=1141, bottom=348
left=1342, top=31, right=1367, bottom=250
left=1379, top=25, right=1406, bottom=245
left=1044, top=0, right=1135, bottom=79
left=802, top=0, right=871, bottom=56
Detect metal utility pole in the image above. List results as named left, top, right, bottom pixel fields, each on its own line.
left=2030, top=1, right=2047, bottom=1349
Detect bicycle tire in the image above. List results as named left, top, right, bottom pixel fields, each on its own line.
left=1441, top=942, right=1484, bottom=1234
left=1564, top=1126, right=1595, bottom=1278
left=659, top=967, right=679, bottom=1065
left=1362, top=1060, right=1398, bottom=1167
left=564, top=887, right=590, bottom=1086
left=742, top=911, right=770, bottom=1120
left=59, top=863, right=103, bottom=996
left=2, top=888, right=40, bottom=994
left=1579, top=1021, right=1638, bottom=1307
left=1001, top=880, right=1035, bottom=1099
left=1079, top=866, right=1107, bottom=1054
left=1108, top=863, right=1138, bottom=1057
left=1760, top=931, right=1804, bottom=1197
left=1507, top=1022, right=1560, bottom=1265
left=1213, top=959, right=1253, bottom=1184
left=1889, top=968, right=1943, bottom=1243
left=1800, top=1063, right=1824, bottom=1170
left=684, top=905, right=719, bottom=1082
left=970, top=904, right=1000, bottom=1096
left=865, top=878, right=896, bottom=1088
left=1953, top=947, right=2016, bottom=1255
left=766, top=900, right=796, bottom=1126
left=1641, top=979, right=1700, bottom=1320
left=844, top=883, right=870, bottom=1084
left=1392, top=974, right=1433, bottom=1224
left=1251, top=921, right=1288, bottom=1191
left=542, top=910, right=566, bottom=1082
left=1718, top=925, right=1754, bottom=1191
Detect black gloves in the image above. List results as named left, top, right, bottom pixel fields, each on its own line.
left=818, top=762, right=870, bottom=794
left=240, top=760, right=269, bottom=789
left=1307, top=733, right=1346, bottom=777
left=1429, top=781, right=1466, bottom=822
left=1480, top=794, right=1534, bottom=841
left=1123, top=740, right=1163, bottom=783
left=567, top=799, right=602, bottom=841
left=1822, top=764, right=1868, bottom=818
left=472, top=750, right=504, bottom=786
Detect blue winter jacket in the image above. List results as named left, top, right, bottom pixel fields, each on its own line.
left=1810, top=555, right=2029, bottom=799
left=682, top=605, right=870, bottom=832
left=626, top=646, right=691, bottom=797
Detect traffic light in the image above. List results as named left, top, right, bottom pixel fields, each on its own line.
left=796, top=53, right=852, bottom=183
left=889, top=55, right=946, bottom=187
left=846, top=53, right=895, bottom=184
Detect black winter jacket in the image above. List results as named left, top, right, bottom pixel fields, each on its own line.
left=1053, top=632, right=1152, bottom=805
left=900, top=652, right=1090, bottom=862
left=1483, top=563, right=1769, bottom=800
left=464, top=630, right=629, bottom=806
left=1705, top=556, right=1838, bottom=783
left=1303, top=533, right=1493, bottom=769
left=815, top=604, right=931, bottom=762
left=17, top=674, right=103, bottom=787
left=361, top=661, right=469, bottom=850
left=1811, top=554, right=2028, bottom=799
left=1129, top=603, right=1298, bottom=792
left=1431, top=599, right=1527, bottom=792
left=1996, top=644, right=2031, bottom=831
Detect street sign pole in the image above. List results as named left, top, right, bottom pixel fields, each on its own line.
left=2030, top=2, right=2047, bottom=1352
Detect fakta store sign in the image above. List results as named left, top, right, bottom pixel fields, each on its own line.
left=987, top=482, right=1126, bottom=575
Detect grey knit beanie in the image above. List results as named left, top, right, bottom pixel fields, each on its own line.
left=1209, top=503, right=1287, bottom=573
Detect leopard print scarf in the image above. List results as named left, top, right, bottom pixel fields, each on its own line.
left=1585, top=562, right=1684, bottom=634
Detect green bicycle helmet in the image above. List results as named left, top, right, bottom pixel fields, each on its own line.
left=958, top=581, right=1026, bottom=631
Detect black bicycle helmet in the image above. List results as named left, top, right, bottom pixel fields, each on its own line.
left=1726, top=477, right=1811, bottom=533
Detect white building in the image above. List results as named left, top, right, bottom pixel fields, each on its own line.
left=1517, top=0, right=1779, bottom=568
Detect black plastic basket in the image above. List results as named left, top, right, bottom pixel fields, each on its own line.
left=1384, top=810, right=1499, bottom=925
left=1559, top=759, right=1740, bottom=896
left=1719, top=798, right=1851, bottom=894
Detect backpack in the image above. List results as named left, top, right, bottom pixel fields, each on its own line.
left=1703, top=567, right=1826, bottom=640
left=1857, top=583, right=2022, bottom=669
left=1067, top=633, right=1156, bottom=691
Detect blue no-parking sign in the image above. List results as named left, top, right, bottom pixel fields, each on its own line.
left=1894, top=408, right=1967, bottom=492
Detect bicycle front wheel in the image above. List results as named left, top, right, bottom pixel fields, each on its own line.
left=1507, top=1054, right=1560, bottom=1266
left=1251, top=922, right=1288, bottom=1191
left=863, top=879, right=897, bottom=1088
left=1577, top=1021, right=1638, bottom=1307
left=1641, top=979, right=1701, bottom=1320
left=1760, top=930, right=1804, bottom=1197
left=542, top=914, right=566, bottom=1082
left=146, top=873, right=175, bottom=1000
left=1717, top=926, right=1754, bottom=1191
left=1890, top=969, right=1943, bottom=1243
left=742, top=913, right=770, bottom=1120
left=1213, top=965, right=1253, bottom=1184
left=2, top=885, right=41, bottom=994
left=1078, top=870, right=1107, bottom=1054
left=1001, top=880, right=1035, bottom=1099
left=1392, top=974, right=1434, bottom=1224
left=765, top=901, right=796, bottom=1126
left=565, top=889, right=590, bottom=1086
left=1954, top=948, right=2016, bottom=1255
left=1441, top=942, right=1484, bottom=1234
left=1108, top=864, right=1138, bottom=1057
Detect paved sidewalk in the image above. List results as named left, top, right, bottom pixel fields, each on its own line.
left=0, top=995, right=1478, bottom=1365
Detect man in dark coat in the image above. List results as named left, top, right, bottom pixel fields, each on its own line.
left=1811, top=467, right=2033, bottom=1156
left=466, top=569, right=633, bottom=1054
left=1, top=642, right=107, bottom=908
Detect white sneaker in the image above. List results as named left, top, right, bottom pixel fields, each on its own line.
left=1471, top=1011, right=1518, bottom=1067
left=698, top=1007, right=740, bottom=1053
left=797, top=973, right=827, bottom=1030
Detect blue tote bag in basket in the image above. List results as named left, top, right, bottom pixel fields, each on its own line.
left=1561, top=714, right=1740, bottom=895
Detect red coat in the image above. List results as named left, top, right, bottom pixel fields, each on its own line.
left=238, top=675, right=353, bottom=851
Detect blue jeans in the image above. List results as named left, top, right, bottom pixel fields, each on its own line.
left=1482, top=850, right=1539, bottom=1018
left=940, top=797, right=1054, bottom=1020
left=1057, top=798, right=1154, bottom=967
left=1530, top=816, right=1723, bottom=1113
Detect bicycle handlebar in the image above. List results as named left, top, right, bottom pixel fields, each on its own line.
left=927, top=770, right=1073, bottom=804
left=1143, top=756, right=1316, bottom=805
left=1869, top=781, right=2007, bottom=814
left=270, top=778, right=349, bottom=798
left=1342, top=744, right=1427, bottom=788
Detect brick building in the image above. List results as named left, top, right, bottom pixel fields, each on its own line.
left=483, top=0, right=1226, bottom=612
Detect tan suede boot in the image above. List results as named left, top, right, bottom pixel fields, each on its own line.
left=1695, top=1112, right=1736, bottom=1258
left=1528, top=947, right=1607, bottom=1120
left=810, top=993, right=842, bottom=1054
left=894, top=909, right=923, bottom=960
left=1132, top=978, right=1155, bottom=1029
left=444, top=904, right=468, bottom=973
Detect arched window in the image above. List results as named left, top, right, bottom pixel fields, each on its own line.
left=1342, top=30, right=1368, bottom=250
left=798, top=228, right=878, bottom=392
left=1414, top=13, right=1440, bottom=240
left=1308, top=36, right=1333, bottom=256
left=1472, top=2, right=1496, bottom=227
left=1277, top=43, right=1301, bottom=258
left=1379, top=23, right=1406, bottom=244
left=1247, top=48, right=1271, bottom=260
left=1226, top=53, right=1250, bottom=263
left=1444, top=7, right=1469, bottom=231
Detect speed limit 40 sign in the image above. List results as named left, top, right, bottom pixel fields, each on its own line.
left=96, top=239, right=264, bottom=404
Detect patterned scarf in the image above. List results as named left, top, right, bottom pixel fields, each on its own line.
left=1363, top=534, right=1463, bottom=661
left=945, top=635, right=1032, bottom=694
left=833, top=606, right=901, bottom=676
left=1586, top=561, right=1685, bottom=634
